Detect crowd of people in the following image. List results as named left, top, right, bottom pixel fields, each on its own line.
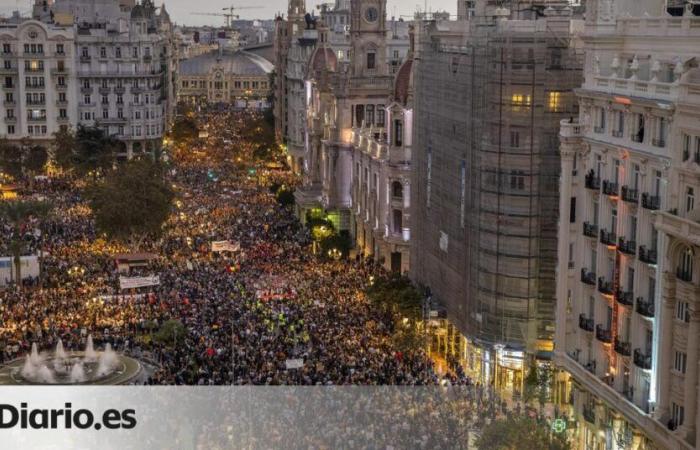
left=0, top=108, right=448, bottom=387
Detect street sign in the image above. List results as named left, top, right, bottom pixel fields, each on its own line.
left=551, top=418, right=567, bottom=433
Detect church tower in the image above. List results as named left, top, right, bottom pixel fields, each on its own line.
left=349, top=0, right=388, bottom=77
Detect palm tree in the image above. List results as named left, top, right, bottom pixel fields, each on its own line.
left=0, top=200, right=51, bottom=290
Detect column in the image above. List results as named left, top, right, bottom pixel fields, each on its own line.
left=653, top=273, right=676, bottom=417
left=681, top=313, right=700, bottom=438
left=555, top=149, right=575, bottom=353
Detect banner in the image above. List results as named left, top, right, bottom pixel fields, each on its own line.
left=211, top=240, right=240, bottom=253
left=285, top=359, right=304, bottom=370
left=119, top=275, right=160, bottom=290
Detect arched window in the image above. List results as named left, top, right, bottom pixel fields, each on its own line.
left=678, top=247, right=694, bottom=282
left=392, top=181, right=403, bottom=199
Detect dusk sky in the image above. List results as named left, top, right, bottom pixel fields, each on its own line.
left=1, top=1, right=458, bottom=26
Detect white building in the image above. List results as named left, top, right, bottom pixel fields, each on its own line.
left=0, top=0, right=177, bottom=158
left=555, top=1, right=700, bottom=449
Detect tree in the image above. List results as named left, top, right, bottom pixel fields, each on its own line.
left=0, top=139, right=48, bottom=180
left=153, top=319, right=187, bottom=347
left=366, top=274, right=423, bottom=321
left=73, top=125, right=121, bottom=177
left=88, top=159, right=174, bottom=248
left=171, top=116, right=199, bottom=144
left=0, top=200, right=51, bottom=289
left=52, top=127, right=77, bottom=171
left=276, top=187, right=295, bottom=207
left=475, top=415, right=571, bottom=450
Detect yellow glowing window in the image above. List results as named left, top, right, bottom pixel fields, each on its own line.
left=511, top=94, right=531, bottom=111
left=548, top=91, right=562, bottom=112
left=30, top=60, right=39, bottom=70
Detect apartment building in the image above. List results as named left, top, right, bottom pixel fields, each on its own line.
left=0, top=0, right=176, bottom=158
left=554, top=1, right=700, bottom=448
left=410, top=2, right=583, bottom=395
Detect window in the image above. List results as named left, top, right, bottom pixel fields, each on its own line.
left=683, top=134, right=691, bottom=161
left=377, top=106, right=385, bottom=126
left=102, top=109, right=108, bottom=119
left=83, top=95, right=91, bottom=105
left=81, top=47, right=88, bottom=57
left=366, top=105, right=375, bottom=125
left=687, top=187, right=695, bottom=213
left=674, top=351, right=687, bottom=374
left=678, top=247, right=694, bottom=282
left=100, top=47, right=106, bottom=58
left=596, top=108, right=607, bottom=132
left=58, top=93, right=66, bottom=102
left=570, top=197, right=576, bottom=223
left=116, top=47, right=121, bottom=58
left=393, top=209, right=402, bottom=234
left=7, top=125, right=14, bottom=134
left=392, top=181, right=403, bottom=199
left=615, top=110, right=625, bottom=137
left=2, top=44, right=10, bottom=54
left=676, top=301, right=690, bottom=323
left=510, top=130, right=520, bottom=148
left=101, top=96, right=108, bottom=105
left=511, top=94, right=531, bottom=111
left=59, top=108, right=66, bottom=118
left=510, top=170, right=526, bottom=190
left=548, top=91, right=561, bottom=112
left=56, top=44, right=64, bottom=54
left=672, top=403, right=685, bottom=429
left=393, top=119, right=403, bottom=147
left=367, top=52, right=376, bottom=70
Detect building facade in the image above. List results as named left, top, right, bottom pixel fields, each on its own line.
left=177, top=48, right=273, bottom=108
left=410, top=2, right=583, bottom=395
left=554, top=1, right=700, bottom=449
left=350, top=29, right=414, bottom=273
left=0, top=0, right=177, bottom=158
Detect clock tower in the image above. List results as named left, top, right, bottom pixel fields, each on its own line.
left=349, top=0, right=387, bottom=77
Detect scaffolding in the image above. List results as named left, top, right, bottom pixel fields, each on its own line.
left=411, top=10, right=584, bottom=375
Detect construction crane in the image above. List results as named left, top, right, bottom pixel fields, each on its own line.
left=191, top=5, right=263, bottom=28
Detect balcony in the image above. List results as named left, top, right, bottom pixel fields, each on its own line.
left=26, top=100, right=45, bottom=106
left=600, top=229, right=617, bottom=246
left=0, top=66, right=17, bottom=75
left=636, top=298, right=655, bottom=319
left=581, top=269, right=596, bottom=286
left=638, top=246, right=657, bottom=265
left=594, top=126, right=606, bottom=134
left=595, top=325, right=612, bottom=343
left=50, top=68, right=69, bottom=76
left=4, top=116, right=17, bottom=123
left=3, top=100, right=15, bottom=107
left=25, top=84, right=45, bottom=91
left=585, top=173, right=601, bottom=190
left=55, top=83, right=67, bottom=90
left=80, top=55, right=91, bottom=63
left=641, top=193, right=660, bottom=211
left=614, top=338, right=631, bottom=357
left=55, top=99, right=68, bottom=107
left=652, top=138, right=666, bottom=148
left=631, top=132, right=644, bottom=143
left=633, top=349, right=652, bottom=370
left=583, top=222, right=598, bottom=238
left=621, top=186, right=639, bottom=204
left=81, top=86, right=93, bottom=94
left=618, top=238, right=636, bottom=256
left=99, top=87, right=110, bottom=95
left=616, top=290, right=634, bottom=307
left=579, top=314, right=594, bottom=332
left=57, top=115, right=69, bottom=122
left=602, top=181, right=619, bottom=196
left=27, top=115, right=47, bottom=122
left=115, top=87, right=126, bottom=95
left=582, top=405, right=596, bottom=424
left=25, top=67, right=44, bottom=73
left=598, top=277, right=615, bottom=295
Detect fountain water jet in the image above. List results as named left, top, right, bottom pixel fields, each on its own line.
left=55, top=339, right=67, bottom=360
left=84, top=335, right=97, bottom=361
left=97, top=344, right=118, bottom=377
left=29, top=343, right=42, bottom=366
left=69, top=362, right=87, bottom=383
left=36, top=365, right=55, bottom=384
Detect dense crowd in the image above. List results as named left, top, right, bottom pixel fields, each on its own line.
left=0, top=108, right=446, bottom=386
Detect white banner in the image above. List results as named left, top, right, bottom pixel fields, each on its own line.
left=285, top=359, right=304, bottom=370
left=119, top=275, right=160, bottom=290
left=211, top=240, right=240, bottom=253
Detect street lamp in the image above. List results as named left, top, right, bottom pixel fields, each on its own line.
left=328, top=248, right=341, bottom=260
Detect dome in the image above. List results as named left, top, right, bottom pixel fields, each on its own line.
left=179, top=50, right=274, bottom=77
left=308, top=46, right=337, bottom=75
left=393, top=58, right=414, bottom=105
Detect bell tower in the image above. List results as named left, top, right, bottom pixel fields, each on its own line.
left=349, top=0, right=387, bottom=77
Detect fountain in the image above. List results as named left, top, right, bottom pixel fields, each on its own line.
left=84, top=335, right=97, bottom=361
left=5, top=335, right=143, bottom=385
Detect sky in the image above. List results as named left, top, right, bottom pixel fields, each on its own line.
left=1, top=0, right=458, bottom=27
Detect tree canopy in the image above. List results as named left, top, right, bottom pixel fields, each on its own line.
left=0, top=139, right=48, bottom=179
left=52, top=125, right=122, bottom=176
left=171, top=116, right=199, bottom=144
left=88, top=158, right=174, bottom=247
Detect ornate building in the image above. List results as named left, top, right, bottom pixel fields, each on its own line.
left=554, top=1, right=700, bottom=448
left=0, top=0, right=177, bottom=158
left=177, top=48, right=273, bottom=108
